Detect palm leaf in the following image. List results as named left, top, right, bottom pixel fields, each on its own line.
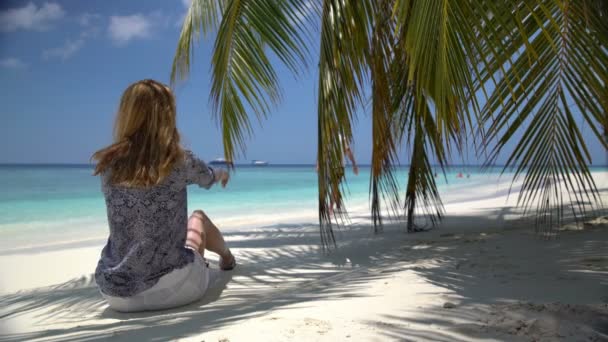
left=482, top=0, right=608, bottom=233
left=369, top=0, right=401, bottom=233
left=172, top=0, right=608, bottom=248
left=391, top=0, right=492, bottom=230
left=171, top=0, right=226, bottom=83
left=172, top=0, right=313, bottom=162
left=317, top=0, right=374, bottom=248
left=402, top=90, right=446, bottom=231
left=394, top=0, right=485, bottom=147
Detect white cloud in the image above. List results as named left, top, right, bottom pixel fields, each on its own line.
left=43, top=38, right=85, bottom=61
left=0, top=2, right=64, bottom=32
left=181, top=0, right=192, bottom=8
left=108, top=14, right=152, bottom=45
left=42, top=13, right=101, bottom=62
left=78, top=12, right=101, bottom=27
left=0, top=58, right=27, bottom=69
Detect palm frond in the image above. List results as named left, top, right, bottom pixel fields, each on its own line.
left=369, top=0, right=401, bottom=233
left=391, top=0, right=492, bottom=229
left=482, top=0, right=608, bottom=233
left=172, top=0, right=313, bottom=162
left=405, top=115, right=445, bottom=232
left=172, top=0, right=608, bottom=248
left=396, top=83, right=447, bottom=232
left=394, top=0, right=486, bottom=148
left=317, top=0, right=374, bottom=248
left=171, top=0, right=226, bottom=84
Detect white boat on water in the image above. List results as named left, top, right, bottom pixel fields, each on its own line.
left=209, top=158, right=231, bottom=166
left=252, top=160, right=269, bottom=166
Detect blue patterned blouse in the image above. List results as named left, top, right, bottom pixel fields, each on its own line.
left=95, top=151, right=216, bottom=297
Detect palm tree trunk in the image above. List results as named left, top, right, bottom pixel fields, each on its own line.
left=604, top=114, right=607, bottom=166
left=371, top=179, right=383, bottom=232
left=405, top=122, right=424, bottom=232
left=604, top=85, right=607, bottom=165
left=405, top=178, right=416, bottom=232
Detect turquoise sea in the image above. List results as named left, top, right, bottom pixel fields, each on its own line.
left=0, top=164, right=605, bottom=251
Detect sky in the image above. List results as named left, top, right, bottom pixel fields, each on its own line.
left=0, top=1, right=605, bottom=165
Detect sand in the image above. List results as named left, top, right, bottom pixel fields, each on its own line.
left=1, top=173, right=607, bottom=341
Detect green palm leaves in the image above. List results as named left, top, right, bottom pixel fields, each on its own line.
left=172, top=0, right=312, bottom=160
left=369, top=1, right=400, bottom=232
left=172, top=0, right=607, bottom=246
left=482, top=0, right=608, bottom=231
left=393, top=0, right=490, bottom=232
left=316, top=1, right=373, bottom=246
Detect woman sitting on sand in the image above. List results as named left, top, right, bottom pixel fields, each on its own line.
left=92, top=79, right=235, bottom=312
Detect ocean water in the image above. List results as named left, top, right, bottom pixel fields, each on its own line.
left=0, top=164, right=605, bottom=250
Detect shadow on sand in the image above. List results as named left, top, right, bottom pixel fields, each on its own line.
left=0, top=206, right=606, bottom=341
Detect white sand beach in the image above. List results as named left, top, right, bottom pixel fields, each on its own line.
left=1, top=173, right=607, bottom=342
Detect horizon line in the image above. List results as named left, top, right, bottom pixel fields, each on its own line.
left=1, top=163, right=607, bottom=168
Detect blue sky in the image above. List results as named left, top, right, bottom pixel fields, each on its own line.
left=0, top=1, right=605, bottom=165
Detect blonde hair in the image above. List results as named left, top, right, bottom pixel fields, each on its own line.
left=92, top=79, right=185, bottom=187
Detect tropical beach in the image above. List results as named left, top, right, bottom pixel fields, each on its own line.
left=1, top=167, right=607, bottom=341
left=1, top=0, right=608, bottom=341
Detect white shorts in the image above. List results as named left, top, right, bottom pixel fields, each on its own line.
left=102, top=251, right=210, bottom=312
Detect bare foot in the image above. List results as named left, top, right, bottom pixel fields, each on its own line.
left=220, top=249, right=236, bottom=271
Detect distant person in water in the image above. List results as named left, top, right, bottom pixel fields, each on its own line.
left=317, top=134, right=359, bottom=215
left=92, top=79, right=235, bottom=312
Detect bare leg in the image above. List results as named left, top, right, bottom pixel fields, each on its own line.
left=188, top=210, right=235, bottom=269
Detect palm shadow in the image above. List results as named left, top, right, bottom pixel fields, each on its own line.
left=0, top=204, right=606, bottom=342
left=0, top=222, right=408, bottom=342
left=98, top=268, right=233, bottom=320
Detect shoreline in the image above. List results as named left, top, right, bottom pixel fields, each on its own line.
left=1, top=173, right=607, bottom=341
left=1, top=171, right=605, bottom=254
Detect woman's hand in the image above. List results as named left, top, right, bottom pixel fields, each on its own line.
left=215, top=169, right=230, bottom=188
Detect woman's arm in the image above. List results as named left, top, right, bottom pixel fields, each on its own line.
left=184, top=151, right=229, bottom=188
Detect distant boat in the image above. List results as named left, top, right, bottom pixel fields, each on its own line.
left=209, top=158, right=232, bottom=166
left=252, top=160, right=269, bottom=166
